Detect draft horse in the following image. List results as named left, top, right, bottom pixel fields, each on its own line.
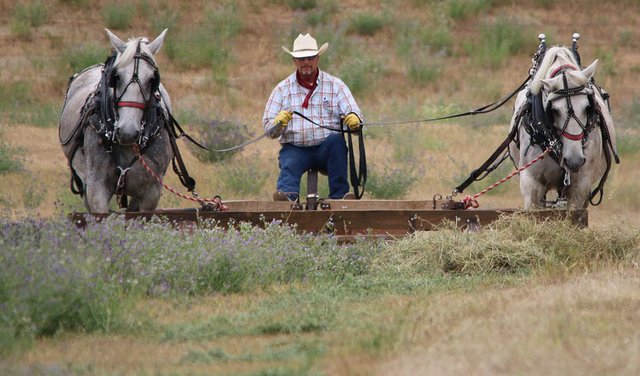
left=59, top=29, right=174, bottom=212
left=509, top=45, right=619, bottom=209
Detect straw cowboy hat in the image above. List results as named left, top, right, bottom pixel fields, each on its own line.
left=281, top=33, right=329, bottom=58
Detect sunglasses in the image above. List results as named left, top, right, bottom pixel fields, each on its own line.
left=294, top=55, right=318, bottom=62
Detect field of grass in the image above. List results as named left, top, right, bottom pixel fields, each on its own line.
left=1, top=0, right=640, bottom=374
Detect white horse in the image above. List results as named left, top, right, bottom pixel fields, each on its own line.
left=59, top=29, right=173, bottom=212
left=509, top=46, right=618, bottom=209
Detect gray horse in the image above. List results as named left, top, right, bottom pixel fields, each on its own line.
left=509, top=45, right=618, bottom=209
left=59, top=29, right=173, bottom=212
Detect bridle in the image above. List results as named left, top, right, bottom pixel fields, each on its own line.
left=94, top=40, right=163, bottom=150
left=111, top=40, right=161, bottom=111
left=543, top=64, right=596, bottom=148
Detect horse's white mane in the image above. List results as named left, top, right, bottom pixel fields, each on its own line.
left=114, top=37, right=157, bottom=68
left=529, top=46, right=579, bottom=95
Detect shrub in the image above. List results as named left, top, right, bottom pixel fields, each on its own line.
left=219, top=156, right=272, bottom=198
left=0, top=142, right=23, bottom=174
left=192, top=119, right=252, bottom=163
left=349, top=12, right=386, bottom=36
left=11, top=0, right=50, bottom=38
left=366, top=163, right=420, bottom=199
left=464, top=17, right=531, bottom=68
left=289, top=0, right=317, bottom=10
left=102, top=1, right=135, bottom=30
left=448, top=0, right=493, bottom=20
left=164, top=4, right=241, bottom=84
left=338, top=57, right=382, bottom=97
left=59, top=43, right=109, bottom=74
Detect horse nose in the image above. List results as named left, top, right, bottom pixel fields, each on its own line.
left=563, top=155, right=586, bottom=172
left=114, top=125, right=140, bottom=145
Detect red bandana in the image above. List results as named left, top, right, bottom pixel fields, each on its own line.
left=296, top=69, right=319, bottom=109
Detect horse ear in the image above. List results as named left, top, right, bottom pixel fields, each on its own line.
left=581, top=59, right=598, bottom=80
left=540, top=76, right=562, bottom=93
left=148, top=29, right=168, bottom=56
left=105, top=29, right=127, bottom=53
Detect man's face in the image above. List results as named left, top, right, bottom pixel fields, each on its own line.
left=294, top=55, right=319, bottom=78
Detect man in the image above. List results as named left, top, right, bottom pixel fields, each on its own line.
left=263, top=33, right=363, bottom=201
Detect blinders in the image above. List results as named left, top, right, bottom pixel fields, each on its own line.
left=107, top=40, right=161, bottom=110
left=95, top=39, right=164, bottom=149
left=541, top=69, right=597, bottom=147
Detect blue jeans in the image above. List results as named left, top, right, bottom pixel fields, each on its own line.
left=277, top=133, right=349, bottom=200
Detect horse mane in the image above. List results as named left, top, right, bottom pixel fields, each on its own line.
left=114, top=37, right=157, bottom=69
left=529, top=46, right=579, bottom=95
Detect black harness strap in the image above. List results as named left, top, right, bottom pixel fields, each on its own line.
left=346, top=125, right=367, bottom=199
left=292, top=110, right=367, bottom=199
left=165, top=112, right=196, bottom=192
left=454, top=123, right=519, bottom=194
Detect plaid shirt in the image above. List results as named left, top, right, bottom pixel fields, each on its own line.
left=262, top=70, right=362, bottom=147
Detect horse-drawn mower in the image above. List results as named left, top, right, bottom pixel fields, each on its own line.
left=65, top=31, right=612, bottom=239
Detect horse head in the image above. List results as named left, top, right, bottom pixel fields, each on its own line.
left=105, top=28, right=167, bottom=145
left=532, top=47, right=599, bottom=173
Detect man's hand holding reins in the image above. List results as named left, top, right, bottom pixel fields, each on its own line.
left=275, top=110, right=293, bottom=129
left=344, top=112, right=362, bottom=131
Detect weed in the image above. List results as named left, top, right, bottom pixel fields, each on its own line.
left=288, top=0, right=317, bottom=10
left=618, top=30, right=633, bottom=47
left=408, top=59, right=442, bottom=86
left=449, top=0, right=493, bottom=20
left=0, top=142, right=23, bottom=174
left=366, top=163, right=420, bottom=199
left=11, top=0, right=50, bottom=39
left=23, top=177, right=46, bottom=209
left=102, top=1, right=135, bottom=30
left=219, top=155, right=271, bottom=198
left=164, top=4, right=241, bottom=85
left=349, top=12, right=386, bottom=36
left=304, top=2, right=338, bottom=26
left=59, top=0, right=90, bottom=7
left=464, top=17, right=532, bottom=68
left=150, top=4, right=181, bottom=35
left=595, top=48, right=616, bottom=77
left=59, top=43, right=109, bottom=75
left=338, top=57, right=382, bottom=97
left=192, top=118, right=252, bottom=163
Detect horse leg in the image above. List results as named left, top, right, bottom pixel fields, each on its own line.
left=520, top=172, right=547, bottom=209
left=84, top=179, right=113, bottom=213
left=566, top=176, right=593, bottom=209
left=128, top=184, right=162, bottom=212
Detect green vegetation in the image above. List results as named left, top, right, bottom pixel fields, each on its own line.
left=163, top=4, right=241, bottom=85
left=59, top=43, right=109, bottom=74
left=464, top=17, right=532, bottom=68
left=349, top=12, right=387, bottom=36
left=1, top=214, right=638, bottom=364
left=366, top=164, right=420, bottom=199
left=10, top=0, right=49, bottom=40
left=288, top=0, right=317, bottom=11
left=219, top=154, right=272, bottom=197
left=191, top=118, right=252, bottom=163
left=0, top=142, right=23, bottom=174
left=102, top=1, right=136, bottom=30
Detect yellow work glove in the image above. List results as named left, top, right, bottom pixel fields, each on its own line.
left=343, top=113, right=362, bottom=131
left=274, top=110, right=293, bottom=129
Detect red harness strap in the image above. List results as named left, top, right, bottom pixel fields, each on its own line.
left=117, top=101, right=146, bottom=110
left=550, top=63, right=578, bottom=78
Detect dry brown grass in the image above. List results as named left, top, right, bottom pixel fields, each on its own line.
left=1, top=0, right=639, bottom=225
left=1, top=3, right=640, bottom=373
left=376, top=268, right=640, bottom=376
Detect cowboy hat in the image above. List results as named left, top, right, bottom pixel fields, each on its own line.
left=281, top=33, right=329, bottom=58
